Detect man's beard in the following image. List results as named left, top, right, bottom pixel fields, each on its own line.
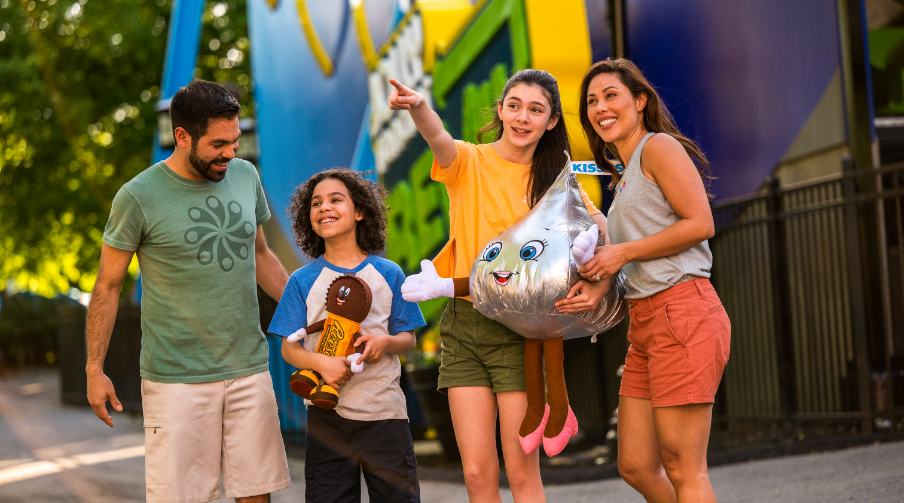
left=189, top=144, right=229, bottom=182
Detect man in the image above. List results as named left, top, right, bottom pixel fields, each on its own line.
left=86, top=79, right=292, bottom=503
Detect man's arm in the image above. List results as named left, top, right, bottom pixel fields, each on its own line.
left=86, top=244, right=134, bottom=427
left=255, top=226, right=289, bottom=301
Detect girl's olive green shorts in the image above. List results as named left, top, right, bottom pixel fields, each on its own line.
left=437, top=298, right=525, bottom=394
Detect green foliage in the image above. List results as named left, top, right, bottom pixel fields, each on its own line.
left=0, top=0, right=251, bottom=296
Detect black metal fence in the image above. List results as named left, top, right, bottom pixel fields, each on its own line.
left=709, top=158, right=904, bottom=431
left=563, top=158, right=904, bottom=439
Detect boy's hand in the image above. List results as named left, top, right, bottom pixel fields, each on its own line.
left=388, top=79, right=425, bottom=110
left=354, top=333, right=391, bottom=364
left=317, top=355, right=353, bottom=389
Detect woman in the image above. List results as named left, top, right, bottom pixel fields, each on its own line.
left=568, top=58, right=731, bottom=503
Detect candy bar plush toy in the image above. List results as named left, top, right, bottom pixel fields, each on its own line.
left=286, top=274, right=372, bottom=409
left=403, top=162, right=627, bottom=456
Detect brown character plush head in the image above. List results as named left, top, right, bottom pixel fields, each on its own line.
left=325, top=274, right=372, bottom=322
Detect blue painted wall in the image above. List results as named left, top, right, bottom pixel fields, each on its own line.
left=624, top=0, right=842, bottom=199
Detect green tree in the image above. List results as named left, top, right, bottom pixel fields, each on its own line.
left=0, top=0, right=251, bottom=296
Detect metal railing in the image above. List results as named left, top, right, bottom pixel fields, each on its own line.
left=708, top=158, right=904, bottom=431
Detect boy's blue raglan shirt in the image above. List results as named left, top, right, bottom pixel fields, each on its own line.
left=269, top=255, right=425, bottom=421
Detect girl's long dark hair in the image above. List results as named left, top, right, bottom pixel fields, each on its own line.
left=578, top=58, right=714, bottom=198
left=477, top=69, right=571, bottom=207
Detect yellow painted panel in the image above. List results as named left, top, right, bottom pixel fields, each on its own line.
left=418, top=0, right=474, bottom=72
left=524, top=0, right=593, bottom=160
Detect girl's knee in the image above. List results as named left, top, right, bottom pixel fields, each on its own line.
left=462, top=462, right=499, bottom=492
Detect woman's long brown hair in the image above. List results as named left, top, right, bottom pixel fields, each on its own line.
left=578, top=58, right=714, bottom=198
left=477, top=69, right=572, bottom=207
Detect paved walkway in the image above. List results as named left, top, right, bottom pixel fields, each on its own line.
left=1, top=368, right=902, bottom=502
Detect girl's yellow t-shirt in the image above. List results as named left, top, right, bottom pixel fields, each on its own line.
left=431, top=141, right=600, bottom=300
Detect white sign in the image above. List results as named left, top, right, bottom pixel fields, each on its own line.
left=570, top=161, right=616, bottom=175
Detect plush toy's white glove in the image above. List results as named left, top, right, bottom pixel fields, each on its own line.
left=287, top=327, right=307, bottom=343
left=572, top=224, right=599, bottom=267
left=348, top=354, right=364, bottom=373
left=401, top=260, right=454, bottom=302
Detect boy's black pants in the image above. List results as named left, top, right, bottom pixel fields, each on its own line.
left=304, top=406, right=420, bottom=503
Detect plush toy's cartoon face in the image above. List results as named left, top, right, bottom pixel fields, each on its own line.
left=469, top=164, right=627, bottom=340
left=325, top=275, right=372, bottom=322
left=478, top=239, right=551, bottom=287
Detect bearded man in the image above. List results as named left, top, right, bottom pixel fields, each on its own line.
left=86, top=79, right=291, bottom=503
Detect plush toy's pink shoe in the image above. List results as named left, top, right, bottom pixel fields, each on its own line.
left=542, top=406, right=578, bottom=457
left=518, top=404, right=550, bottom=455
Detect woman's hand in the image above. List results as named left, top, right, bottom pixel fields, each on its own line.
left=354, top=333, right=392, bottom=364
left=388, top=79, right=425, bottom=110
left=554, top=275, right=616, bottom=314
left=578, top=244, right=630, bottom=281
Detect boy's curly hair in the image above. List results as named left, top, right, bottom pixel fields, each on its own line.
left=288, top=168, right=390, bottom=258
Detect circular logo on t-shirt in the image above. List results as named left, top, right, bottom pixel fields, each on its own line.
left=184, top=195, right=255, bottom=271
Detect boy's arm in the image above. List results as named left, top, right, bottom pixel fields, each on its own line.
left=388, top=79, right=457, bottom=167
left=353, top=331, right=416, bottom=365
left=281, top=338, right=352, bottom=389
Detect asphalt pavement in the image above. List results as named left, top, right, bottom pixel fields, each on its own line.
left=0, top=367, right=902, bottom=502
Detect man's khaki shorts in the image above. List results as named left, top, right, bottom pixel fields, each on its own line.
left=141, top=371, right=291, bottom=502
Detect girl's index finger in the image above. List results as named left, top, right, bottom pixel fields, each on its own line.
left=388, top=78, right=410, bottom=94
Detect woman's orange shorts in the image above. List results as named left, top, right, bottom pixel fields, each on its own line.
left=619, top=278, right=731, bottom=408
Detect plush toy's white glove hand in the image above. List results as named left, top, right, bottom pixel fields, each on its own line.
left=401, top=260, right=454, bottom=302
left=572, top=224, right=599, bottom=267
left=287, top=327, right=307, bottom=343
left=347, top=354, right=364, bottom=373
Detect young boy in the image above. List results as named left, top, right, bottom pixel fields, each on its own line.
left=268, top=168, right=425, bottom=503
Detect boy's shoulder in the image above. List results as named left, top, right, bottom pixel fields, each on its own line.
left=364, top=255, right=406, bottom=281
left=288, top=258, right=331, bottom=289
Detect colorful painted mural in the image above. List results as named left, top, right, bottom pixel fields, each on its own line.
left=247, top=0, right=610, bottom=285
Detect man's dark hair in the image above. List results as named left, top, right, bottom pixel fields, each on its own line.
left=289, top=169, right=389, bottom=258
left=169, top=79, right=240, bottom=145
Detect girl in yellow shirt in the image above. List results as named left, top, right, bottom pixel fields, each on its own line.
left=389, top=70, right=613, bottom=503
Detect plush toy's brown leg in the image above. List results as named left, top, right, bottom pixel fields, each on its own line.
left=542, top=337, right=569, bottom=438
left=519, top=338, right=547, bottom=437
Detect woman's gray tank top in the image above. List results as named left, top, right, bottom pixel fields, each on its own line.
left=607, top=132, right=712, bottom=299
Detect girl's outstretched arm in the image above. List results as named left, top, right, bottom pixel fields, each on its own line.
left=388, top=78, right=457, bottom=167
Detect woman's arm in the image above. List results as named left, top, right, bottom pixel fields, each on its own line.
left=579, top=134, right=714, bottom=280
left=388, top=79, right=457, bottom=167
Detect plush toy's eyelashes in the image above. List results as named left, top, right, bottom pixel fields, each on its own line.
left=481, top=242, right=502, bottom=262
left=519, top=240, right=546, bottom=261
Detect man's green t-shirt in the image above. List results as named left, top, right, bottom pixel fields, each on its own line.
left=103, top=159, right=271, bottom=383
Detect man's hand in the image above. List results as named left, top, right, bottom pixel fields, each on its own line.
left=317, top=355, right=353, bottom=389
left=354, top=333, right=392, bottom=365
left=87, top=371, right=122, bottom=427
left=401, top=260, right=454, bottom=302
left=388, top=79, right=425, bottom=110
left=554, top=275, right=617, bottom=314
